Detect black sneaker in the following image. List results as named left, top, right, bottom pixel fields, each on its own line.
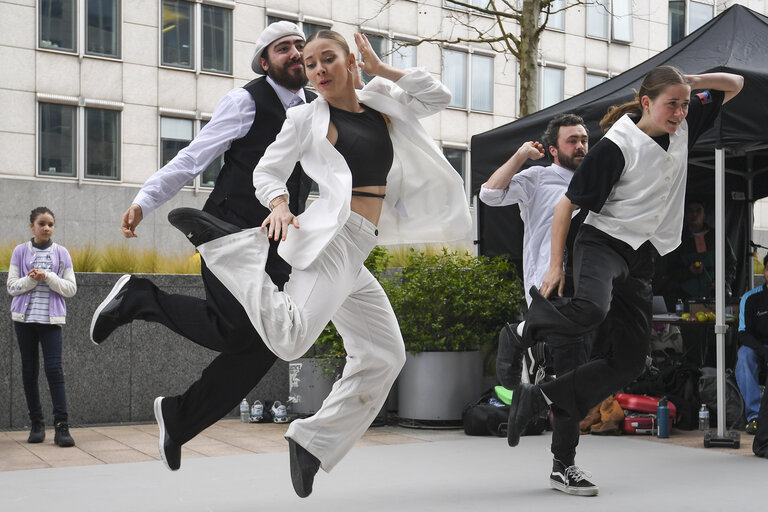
left=507, top=383, right=548, bottom=447
left=54, top=422, right=75, bottom=447
left=90, top=274, right=132, bottom=344
left=27, top=422, right=45, bottom=444
left=167, top=208, right=241, bottom=247
left=154, top=397, right=181, bottom=471
left=550, top=459, right=599, bottom=496
left=287, top=438, right=321, bottom=498
left=746, top=418, right=758, bottom=435
left=497, top=323, right=525, bottom=389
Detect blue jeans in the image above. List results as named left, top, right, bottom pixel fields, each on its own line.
left=14, top=322, right=69, bottom=424
left=735, top=345, right=767, bottom=421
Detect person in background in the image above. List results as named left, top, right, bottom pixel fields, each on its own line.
left=7, top=207, right=77, bottom=447
left=664, top=199, right=736, bottom=300
left=479, top=114, right=597, bottom=496
left=735, top=253, right=768, bottom=434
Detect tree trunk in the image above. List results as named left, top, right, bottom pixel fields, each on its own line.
left=519, top=0, right=542, bottom=117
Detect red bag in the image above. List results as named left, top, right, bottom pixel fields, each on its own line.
left=615, top=393, right=677, bottom=422
left=622, top=415, right=656, bottom=435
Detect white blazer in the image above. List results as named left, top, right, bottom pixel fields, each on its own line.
left=253, top=68, right=473, bottom=270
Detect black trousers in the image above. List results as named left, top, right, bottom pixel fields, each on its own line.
left=118, top=240, right=288, bottom=445
left=530, top=225, right=656, bottom=420
left=547, top=333, right=590, bottom=466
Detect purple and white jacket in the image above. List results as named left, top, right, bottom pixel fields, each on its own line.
left=7, top=241, right=77, bottom=325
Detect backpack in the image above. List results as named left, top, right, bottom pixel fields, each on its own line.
left=698, top=367, right=746, bottom=430
left=462, top=386, right=549, bottom=437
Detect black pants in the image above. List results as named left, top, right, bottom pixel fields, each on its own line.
left=15, top=322, right=69, bottom=424
left=118, top=241, right=288, bottom=445
left=547, top=334, right=589, bottom=466
left=530, top=225, right=656, bottom=420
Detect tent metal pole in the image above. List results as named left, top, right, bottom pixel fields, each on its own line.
left=714, top=147, right=727, bottom=437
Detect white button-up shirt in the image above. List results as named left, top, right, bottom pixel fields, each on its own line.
left=132, top=80, right=306, bottom=217
left=479, top=163, right=576, bottom=305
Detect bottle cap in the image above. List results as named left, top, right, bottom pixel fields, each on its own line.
left=658, top=397, right=668, bottom=406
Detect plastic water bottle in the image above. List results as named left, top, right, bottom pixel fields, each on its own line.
left=675, top=299, right=684, bottom=316
left=657, top=397, right=670, bottom=438
left=698, top=403, right=710, bottom=431
left=240, top=398, right=250, bottom=423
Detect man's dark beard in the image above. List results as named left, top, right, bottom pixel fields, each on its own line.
left=266, top=58, right=307, bottom=90
left=557, top=150, right=585, bottom=171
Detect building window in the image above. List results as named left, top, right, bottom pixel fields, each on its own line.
left=443, top=146, right=471, bottom=200
left=160, top=117, right=222, bottom=188
left=443, top=49, right=494, bottom=112
left=38, top=100, right=121, bottom=180
left=540, top=66, right=564, bottom=110
left=85, top=108, right=120, bottom=179
left=669, top=1, right=713, bottom=45
left=445, top=1, right=491, bottom=10
left=543, top=0, right=565, bottom=31
left=39, top=0, right=121, bottom=58
left=39, top=103, right=77, bottom=177
left=360, top=33, right=417, bottom=83
left=587, top=0, right=632, bottom=43
left=586, top=73, right=607, bottom=89
left=162, top=0, right=232, bottom=74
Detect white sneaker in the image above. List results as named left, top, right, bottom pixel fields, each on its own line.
left=271, top=401, right=289, bottom=423
left=250, top=400, right=264, bottom=423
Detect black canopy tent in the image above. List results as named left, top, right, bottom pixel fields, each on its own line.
left=470, top=4, right=768, bottom=443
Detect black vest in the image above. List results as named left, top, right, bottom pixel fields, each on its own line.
left=204, top=78, right=316, bottom=228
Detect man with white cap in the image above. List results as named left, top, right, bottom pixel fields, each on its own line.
left=90, top=21, right=316, bottom=472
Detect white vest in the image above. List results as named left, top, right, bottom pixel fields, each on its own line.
left=584, top=114, right=688, bottom=256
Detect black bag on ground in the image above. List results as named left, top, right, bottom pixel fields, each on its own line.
left=463, top=389, right=508, bottom=437
left=624, top=356, right=701, bottom=429
left=698, top=366, right=746, bottom=430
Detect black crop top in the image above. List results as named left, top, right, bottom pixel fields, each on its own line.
left=329, top=103, right=393, bottom=190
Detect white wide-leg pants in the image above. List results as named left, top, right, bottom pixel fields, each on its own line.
left=197, top=212, right=406, bottom=470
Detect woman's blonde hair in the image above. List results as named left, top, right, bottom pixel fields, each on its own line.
left=600, top=65, right=688, bottom=132
left=305, top=30, right=350, bottom=56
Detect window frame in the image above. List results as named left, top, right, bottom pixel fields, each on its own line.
left=585, top=70, right=610, bottom=90
left=668, top=0, right=714, bottom=45
left=442, top=143, right=472, bottom=202
left=38, top=0, right=122, bottom=60
left=359, top=28, right=419, bottom=84
left=36, top=94, right=124, bottom=183
left=442, top=45, right=495, bottom=114
left=585, top=0, right=633, bottom=44
left=158, top=109, right=222, bottom=192
left=160, top=0, right=234, bottom=76
left=539, top=64, right=565, bottom=111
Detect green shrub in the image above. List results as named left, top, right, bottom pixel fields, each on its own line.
left=381, top=248, right=524, bottom=354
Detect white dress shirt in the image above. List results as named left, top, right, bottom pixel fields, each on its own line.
left=132, top=80, right=306, bottom=217
left=479, top=163, right=575, bottom=305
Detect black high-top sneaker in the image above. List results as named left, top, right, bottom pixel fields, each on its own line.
left=27, top=422, right=45, bottom=443
left=54, top=422, right=75, bottom=447
left=550, top=459, right=599, bottom=496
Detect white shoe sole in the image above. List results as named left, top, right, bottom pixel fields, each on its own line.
left=154, top=396, right=174, bottom=472
left=550, top=479, right=599, bottom=496
left=273, top=416, right=289, bottom=423
left=90, top=274, right=132, bottom=344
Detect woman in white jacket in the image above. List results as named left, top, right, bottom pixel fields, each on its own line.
left=173, top=31, right=471, bottom=497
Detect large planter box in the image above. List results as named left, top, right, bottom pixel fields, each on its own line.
left=287, top=358, right=343, bottom=416
left=397, top=351, right=483, bottom=421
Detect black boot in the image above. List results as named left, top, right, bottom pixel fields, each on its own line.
left=167, top=208, right=241, bottom=247
left=27, top=422, right=45, bottom=444
left=54, top=421, right=75, bottom=447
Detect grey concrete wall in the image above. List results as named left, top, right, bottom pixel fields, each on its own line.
left=0, top=178, right=210, bottom=255
left=0, top=272, right=287, bottom=429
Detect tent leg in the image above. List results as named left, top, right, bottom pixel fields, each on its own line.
left=704, top=147, right=740, bottom=449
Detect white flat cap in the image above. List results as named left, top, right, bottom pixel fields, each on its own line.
left=251, top=21, right=305, bottom=74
